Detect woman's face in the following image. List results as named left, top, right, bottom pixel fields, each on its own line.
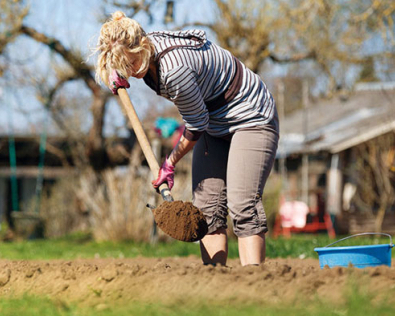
left=126, top=53, right=147, bottom=79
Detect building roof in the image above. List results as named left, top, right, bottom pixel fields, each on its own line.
left=278, top=82, right=395, bottom=158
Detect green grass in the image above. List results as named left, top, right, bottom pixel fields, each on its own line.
left=0, top=232, right=393, bottom=260
left=0, top=232, right=201, bottom=260
left=1, top=286, right=394, bottom=316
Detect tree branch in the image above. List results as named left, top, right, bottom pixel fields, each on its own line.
left=268, top=51, right=317, bottom=63
left=19, top=25, right=101, bottom=95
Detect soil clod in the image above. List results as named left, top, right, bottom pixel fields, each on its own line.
left=152, top=201, right=208, bottom=242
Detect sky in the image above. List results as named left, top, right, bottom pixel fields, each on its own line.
left=0, top=0, right=217, bottom=136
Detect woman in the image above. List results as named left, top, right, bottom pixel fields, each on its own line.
left=96, top=11, right=279, bottom=266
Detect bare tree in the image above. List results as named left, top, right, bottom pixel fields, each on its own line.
left=208, top=0, right=315, bottom=73
left=353, top=132, right=395, bottom=232
left=209, top=0, right=395, bottom=93
left=0, top=0, right=28, bottom=73
left=101, top=0, right=156, bottom=22
left=1, top=1, right=160, bottom=171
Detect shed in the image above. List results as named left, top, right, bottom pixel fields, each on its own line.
left=278, top=82, right=395, bottom=233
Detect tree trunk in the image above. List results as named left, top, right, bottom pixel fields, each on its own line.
left=86, top=92, right=110, bottom=170
left=375, top=206, right=386, bottom=233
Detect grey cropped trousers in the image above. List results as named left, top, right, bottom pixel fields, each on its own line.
left=192, top=115, right=279, bottom=238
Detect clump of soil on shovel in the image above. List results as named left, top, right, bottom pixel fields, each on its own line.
left=152, top=201, right=208, bottom=242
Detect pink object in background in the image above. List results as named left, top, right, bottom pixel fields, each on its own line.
left=279, top=200, right=310, bottom=228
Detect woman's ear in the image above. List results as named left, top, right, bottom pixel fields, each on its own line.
left=140, top=37, right=149, bottom=48
left=141, top=37, right=154, bottom=53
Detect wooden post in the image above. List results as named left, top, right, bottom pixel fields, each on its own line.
left=326, top=153, right=342, bottom=216
left=301, top=80, right=309, bottom=205
left=277, top=80, right=287, bottom=191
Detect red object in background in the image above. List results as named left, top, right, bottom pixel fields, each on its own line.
left=272, top=195, right=336, bottom=238
left=154, top=127, right=162, bottom=137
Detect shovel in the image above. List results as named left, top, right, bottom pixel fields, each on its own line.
left=117, top=88, right=208, bottom=242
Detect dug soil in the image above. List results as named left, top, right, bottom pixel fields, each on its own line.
left=153, top=201, right=208, bottom=242
left=0, top=257, right=394, bottom=308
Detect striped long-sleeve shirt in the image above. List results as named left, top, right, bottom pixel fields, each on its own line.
left=143, top=29, right=276, bottom=140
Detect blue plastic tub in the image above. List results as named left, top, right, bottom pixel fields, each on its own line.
left=314, top=233, right=394, bottom=269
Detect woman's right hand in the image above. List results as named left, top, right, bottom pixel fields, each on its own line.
left=109, top=70, right=130, bottom=95
left=152, top=158, right=175, bottom=190
left=152, top=135, right=197, bottom=191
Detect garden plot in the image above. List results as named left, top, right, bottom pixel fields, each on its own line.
left=0, top=257, right=394, bottom=308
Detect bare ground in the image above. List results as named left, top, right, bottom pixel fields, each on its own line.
left=0, top=257, right=394, bottom=308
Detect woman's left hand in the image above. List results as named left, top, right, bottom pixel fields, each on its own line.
left=109, top=70, right=130, bottom=95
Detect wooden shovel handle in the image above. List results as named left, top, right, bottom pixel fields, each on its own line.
left=117, top=88, right=173, bottom=202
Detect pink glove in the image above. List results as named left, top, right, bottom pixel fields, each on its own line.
left=152, top=158, right=175, bottom=190
left=108, top=70, right=130, bottom=95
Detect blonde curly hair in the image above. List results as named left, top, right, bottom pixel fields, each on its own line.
left=95, top=11, right=154, bottom=86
